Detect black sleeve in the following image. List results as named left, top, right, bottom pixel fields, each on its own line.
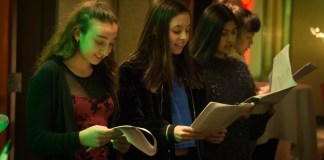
left=249, top=112, right=273, bottom=140
left=117, top=63, right=174, bottom=156
left=26, top=61, right=81, bottom=155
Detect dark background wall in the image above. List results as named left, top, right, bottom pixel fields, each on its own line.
left=15, top=0, right=56, bottom=159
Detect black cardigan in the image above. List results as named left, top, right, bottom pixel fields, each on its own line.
left=118, top=61, right=206, bottom=160
left=26, top=57, right=119, bottom=159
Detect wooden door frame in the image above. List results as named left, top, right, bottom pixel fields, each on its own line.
left=0, top=0, right=11, bottom=151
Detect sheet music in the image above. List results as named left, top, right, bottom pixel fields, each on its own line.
left=191, top=102, right=254, bottom=139
left=270, top=44, right=297, bottom=93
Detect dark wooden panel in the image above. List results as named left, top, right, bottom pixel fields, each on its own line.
left=0, top=0, right=10, bottom=152
left=15, top=0, right=57, bottom=159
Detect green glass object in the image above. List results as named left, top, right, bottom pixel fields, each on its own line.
left=0, top=114, right=9, bottom=133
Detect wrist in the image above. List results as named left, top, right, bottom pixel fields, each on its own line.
left=79, top=130, right=85, bottom=146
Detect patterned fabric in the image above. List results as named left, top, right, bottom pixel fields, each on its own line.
left=201, top=56, right=270, bottom=160
left=73, top=93, right=114, bottom=160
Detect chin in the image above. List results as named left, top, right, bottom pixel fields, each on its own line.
left=172, top=51, right=182, bottom=55
left=91, top=60, right=100, bottom=65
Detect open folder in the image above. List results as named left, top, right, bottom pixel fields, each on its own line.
left=191, top=102, right=254, bottom=139
left=191, top=44, right=317, bottom=139
left=243, top=44, right=297, bottom=114
left=243, top=45, right=317, bottom=114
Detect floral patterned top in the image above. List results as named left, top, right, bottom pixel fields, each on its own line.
left=73, top=93, right=114, bottom=160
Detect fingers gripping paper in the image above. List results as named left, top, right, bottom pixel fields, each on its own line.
left=191, top=102, right=254, bottom=139
left=112, top=125, right=157, bottom=156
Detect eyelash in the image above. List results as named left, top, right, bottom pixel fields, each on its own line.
left=173, top=30, right=181, bottom=34
left=96, top=40, right=105, bottom=45
left=173, top=29, right=190, bottom=34
left=221, top=31, right=236, bottom=36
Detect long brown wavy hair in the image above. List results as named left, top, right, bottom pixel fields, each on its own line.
left=35, top=1, right=118, bottom=86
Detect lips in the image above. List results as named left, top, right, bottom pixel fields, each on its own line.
left=94, top=54, right=103, bottom=61
left=224, top=45, right=232, bottom=51
left=175, top=43, right=184, bottom=48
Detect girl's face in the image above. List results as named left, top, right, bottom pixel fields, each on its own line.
left=169, top=12, right=190, bottom=55
left=76, top=19, right=118, bottom=65
left=235, top=30, right=255, bottom=55
left=216, top=20, right=237, bottom=58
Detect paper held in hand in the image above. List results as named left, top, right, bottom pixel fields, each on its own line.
left=191, top=44, right=317, bottom=139
left=243, top=44, right=298, bottom=114
left=112, top=125, right=157, bottom=156
left=245, top=45, right=317, bottom=114
left=86, top=125, right=157, bottom=156
left=191, top=102, right=254, bottom=139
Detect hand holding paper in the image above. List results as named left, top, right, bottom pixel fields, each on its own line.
left=205, top=128, right=227, bottom=144
left=190, top=44, right=317, bottom=141
left=112, top=125, right=157, bottom=156
left=174, top=125, right=199, bottom=142
left=111, top=135, right=130, bottom=154
left=86, top=125, right=157, bottom=156
left=191, top=102, right=254, bottom=139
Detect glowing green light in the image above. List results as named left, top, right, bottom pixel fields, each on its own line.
left=0, top=114, right=9, bottom=133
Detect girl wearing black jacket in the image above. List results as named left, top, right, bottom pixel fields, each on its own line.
left=118, top=0, right=226, bottom=160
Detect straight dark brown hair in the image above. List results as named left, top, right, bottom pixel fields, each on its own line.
left=125, top=0, right=203, bottom=92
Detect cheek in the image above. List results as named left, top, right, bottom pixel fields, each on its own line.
left=80, top=40, right=95, bottom=54
left=241, top=38, right=249, bottom=45
left=169, top=33, right=176, bottom=43
left=246, top=40, right=252, bottom=47
left=184, top=34, right=189, bottom=44
left=219, top=38, right=226, bottom=47
left=217, top=41, right=224, bottom=51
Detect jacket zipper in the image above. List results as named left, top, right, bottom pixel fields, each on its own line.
left=190, top=89, right=197, bottom=119
left=160, top=85, right=172, bottom=160
left=160, top=84, right=164, bottom=114
left=190, top=89, right=202, bottom=160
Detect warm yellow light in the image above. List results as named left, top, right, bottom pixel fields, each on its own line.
left=310, top=27, right=324, bottom=43
left=319, top=33, right=324, bottom=38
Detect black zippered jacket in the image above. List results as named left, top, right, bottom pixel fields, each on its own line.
left=118, top=60, right=206, bottom=160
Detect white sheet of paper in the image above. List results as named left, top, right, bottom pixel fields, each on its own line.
left=246, top=44, right=298, bottom=114
left=270, top=44, right=297, bottom=92
left=86, top=125, right=157, bottom=156
left=112, top=125, right=157, bottom=156
left=191, top=102, right=254, bottom=139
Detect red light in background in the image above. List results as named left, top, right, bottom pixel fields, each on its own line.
left=241, top=0, right=253, bottom=9
left=240, top=0, right=253, bottom=63
left=245, top=49, right=250, bottom=65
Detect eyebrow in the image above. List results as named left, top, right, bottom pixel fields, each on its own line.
left=223, top=27, right=237, bottom=31
left=96, top=35, right=117, bottom=40
left=96, top=35, right=108, bottom=39
left=171, top=24, right=191, bottom=28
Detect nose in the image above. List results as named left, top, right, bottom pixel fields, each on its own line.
left=101, top=44, right=112, bottom=56
left=227, top=34, right=236, bottom=43
left=180, top=31, right=189, bottom=41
